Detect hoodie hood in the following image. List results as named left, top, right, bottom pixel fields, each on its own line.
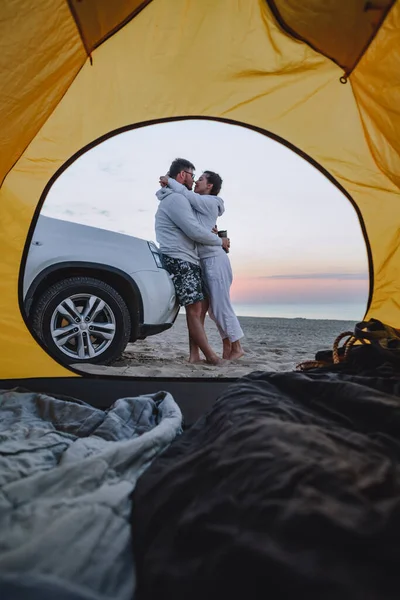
left=156, top=187, right=174, bottom=201
left=216, top=196, right=225, bottom=217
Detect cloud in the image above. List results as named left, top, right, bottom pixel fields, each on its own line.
left=259, top=272, right=368, bottom=280
left=98, top=160, right=123, bottom=175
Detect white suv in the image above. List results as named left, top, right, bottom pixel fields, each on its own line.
left=23, top=215, right=179, bottom=365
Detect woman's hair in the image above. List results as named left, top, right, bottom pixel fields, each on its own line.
left=203, top=171, right=223, bottom=195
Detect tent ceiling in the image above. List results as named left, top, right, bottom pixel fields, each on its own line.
left=1, top=0, right=395, bottom=187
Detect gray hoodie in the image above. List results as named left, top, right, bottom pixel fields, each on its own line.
left=166, top=178, right=226, bottom=259
left=155, top=187, right=222, bottom=265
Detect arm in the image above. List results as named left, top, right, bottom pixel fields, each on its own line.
left=167, top=178, right=214, bottom=216
left=167, top=195, right=222, bottom=246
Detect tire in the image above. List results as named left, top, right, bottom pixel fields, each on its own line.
left=31, top=276, right=131, bottom=365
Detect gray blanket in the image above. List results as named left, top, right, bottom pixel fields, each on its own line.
left=0, top=388, right=182, bottom=600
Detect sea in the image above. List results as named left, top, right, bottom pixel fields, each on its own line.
left=232, top=303, right=366, bottom=322
left=178, top=303, right=366, bottom=321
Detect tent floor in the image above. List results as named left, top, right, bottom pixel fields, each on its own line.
left=0, top=377, right=236, bottom=427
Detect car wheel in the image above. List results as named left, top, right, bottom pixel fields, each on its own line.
left=31, top=276, right=131, bottom=365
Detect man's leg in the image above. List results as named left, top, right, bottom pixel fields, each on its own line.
left=188, top=334, right=201, bottom=363
left=200, top=298, right=209, bottom=327
left=188, top=299, right=209, bottom=362
left=186, top=301, right=222, bottom=365
left=162, top=255, right=222, bottom=365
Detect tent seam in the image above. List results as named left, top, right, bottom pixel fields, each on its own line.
left=92, top=1, right=154, bottom=51
left=265, top=0, right=397, bottom=80
left=264, top=0, right=347, bottom=71
left=345, top=0, right=397, bottom=78
left=66, top=0, right=93, bottom=62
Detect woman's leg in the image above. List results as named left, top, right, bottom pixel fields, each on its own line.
left=229, top=339, right=244, bottom=360
left=186, top=301, right=222, bottom=365
left=207, top=301, right=232, bottom=358
left=202, top=255, right=244, bottom=359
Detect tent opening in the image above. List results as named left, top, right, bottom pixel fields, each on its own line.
left=21, top=118, right=369, bottom=379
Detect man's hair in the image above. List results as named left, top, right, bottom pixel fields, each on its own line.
left=168, top=158, right=195, bottom=179
left=204, top=170, right=223, bottom=196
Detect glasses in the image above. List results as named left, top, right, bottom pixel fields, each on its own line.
left=183, top=171, right=195, bottom=179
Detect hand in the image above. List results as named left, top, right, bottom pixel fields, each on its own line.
left=159, top=175, right=169, bottom=187
left=212, top=225, right=218, bottom=235
left=222, top=238, right=230, bottom=253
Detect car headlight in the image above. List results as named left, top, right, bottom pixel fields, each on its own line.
left=148, top=241, right=163, bottom=268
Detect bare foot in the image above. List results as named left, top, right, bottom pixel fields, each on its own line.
left=188, top=358, right=206, bottom=364
left=188, top=352, right=202, bottom=363
left=205, top=356, right=227, bottom=366
left=229, top=350, right=244, bottom=360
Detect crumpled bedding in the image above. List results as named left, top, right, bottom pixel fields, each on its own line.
left=131, top=370, right=400, bottom=600
left=0, top=388, right=182, bottom=600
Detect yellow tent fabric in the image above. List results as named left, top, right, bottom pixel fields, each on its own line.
left=0, top=0, right=399, bottom=379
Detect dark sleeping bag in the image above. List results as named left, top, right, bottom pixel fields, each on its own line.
left=131, top=370, right=400, bottom=600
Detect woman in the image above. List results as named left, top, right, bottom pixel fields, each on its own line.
left=159, top=171, right=244, bottom=360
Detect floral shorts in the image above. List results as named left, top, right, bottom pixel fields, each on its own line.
left=162, top=255, right=205, bottom=306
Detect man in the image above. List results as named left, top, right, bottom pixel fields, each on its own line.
left=155, top=158, right=229, bottom=365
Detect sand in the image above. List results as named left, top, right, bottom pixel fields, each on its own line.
left=75, top=314, right=358, bottom=378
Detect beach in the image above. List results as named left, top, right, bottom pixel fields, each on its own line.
left=76, top=314, right=359, bottom=378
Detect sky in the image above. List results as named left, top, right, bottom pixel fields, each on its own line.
left=41, top=119, right=369, bottom=320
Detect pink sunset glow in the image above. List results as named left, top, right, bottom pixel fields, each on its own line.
left=231, top=274, right=369, bottom=305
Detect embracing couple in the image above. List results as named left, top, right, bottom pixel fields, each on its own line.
left=155, top=158, right=244, bottom=366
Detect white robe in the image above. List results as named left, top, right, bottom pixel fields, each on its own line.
left=201, top=252, right=244, bottom=342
